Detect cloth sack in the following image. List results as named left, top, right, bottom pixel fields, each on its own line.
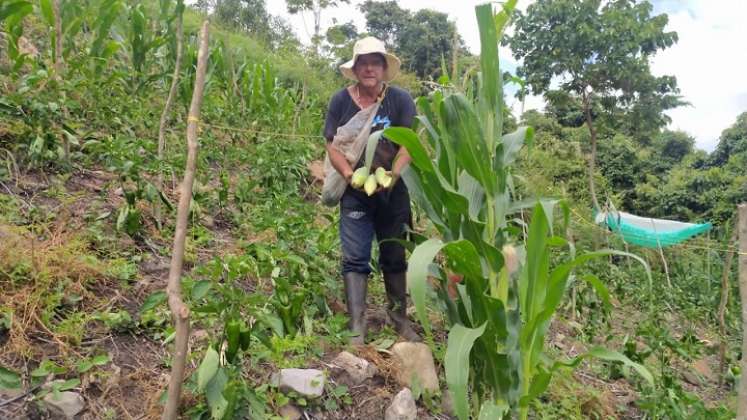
left=321, top=101, right=381, bottom=207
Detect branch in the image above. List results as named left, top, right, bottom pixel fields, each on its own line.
left=161, top=20, right=210, bottom=420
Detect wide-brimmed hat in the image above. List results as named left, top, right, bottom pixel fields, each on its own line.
left=339, top=36, right=401, bottom=82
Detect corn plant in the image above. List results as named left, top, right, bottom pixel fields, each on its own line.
left=383, top=2, right=653, bottom=419
left=0, top=0, right=33, bottom=71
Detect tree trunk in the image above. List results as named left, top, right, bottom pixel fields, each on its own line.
left=719, top=226, right=737, bottom=385
left=156, top=3, right=185, bottom=227
left=582, top=91, right=601, bottom=211
left=737, top=203, right=747, bottom=420
left=161, top=20, right=209, bottom=420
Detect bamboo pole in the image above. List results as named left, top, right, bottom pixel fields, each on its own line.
left=162, top=20, right=209, bottom=420
left=737, top=203, right=747, bottom=420
left=718, top=227, right=737, bottom=385
left=156, top=1, right=185, bottom=228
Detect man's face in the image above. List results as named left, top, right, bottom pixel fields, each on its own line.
left=353, top=53, right=386, bottom=88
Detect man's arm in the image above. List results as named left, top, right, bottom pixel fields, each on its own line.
left=326, top=143, right=354, bottom=183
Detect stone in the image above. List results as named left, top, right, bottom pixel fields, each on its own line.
left=385, top=388, right=417, bottom=420
left=331, top=351, right=377, bottom=385
left=390, top=342, right=439, bottom=393
left=278, top=404, right=302, bottom=420
left=278, top=368, right=325, bottom=398
left=693, top=359, right=714, bottom=382
left=42, top=391, right=85, bottom=419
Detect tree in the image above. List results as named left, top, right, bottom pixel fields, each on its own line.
left=359, top=1, right=465, bottom=79
left=711, top=112, right=747, bottom=167
left=508, top=0, right=679, bottom=210
left=211, top=0, right=295, bottom=48
left=286, top=0, right=350, bottom=52
left=324, top=20, right=357, bottom=63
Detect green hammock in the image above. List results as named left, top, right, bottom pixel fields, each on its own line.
left=595, top=210, right=712, bottom=248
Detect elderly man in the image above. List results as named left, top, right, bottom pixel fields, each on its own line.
left=323, top=37, right=420, bottom=344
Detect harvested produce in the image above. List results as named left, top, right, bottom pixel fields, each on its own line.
left=364, top=174, right=378, bottom=196
left=351, top=167, right=369, bottom=188
left=375, top=167, right=393, bottom=188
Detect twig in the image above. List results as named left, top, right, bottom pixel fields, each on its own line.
left=0, top=384, right=42, bottom=407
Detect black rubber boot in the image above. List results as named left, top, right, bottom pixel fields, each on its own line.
left=343, top=272, right=368, bottom=345
left=384, top=272, right=421, bottom=342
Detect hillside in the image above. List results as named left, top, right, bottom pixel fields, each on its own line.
left=0, top=1, right=744, bottom=419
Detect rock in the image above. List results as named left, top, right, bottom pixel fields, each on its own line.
left=693, top=359, right=714, bottom=382
left=331, top=351, right=377, bottom=385
left=278, top=369, right=325, bottom=398
left=385, top=388, right=417, bottom=420
left=390, top=342, right=439, bottom=394
left=682, top=370, right=701, bottom=386
left=278, top=403, right=302, bottom=420
left=42, top=391, right=85, bottom=419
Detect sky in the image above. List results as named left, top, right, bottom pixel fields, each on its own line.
left=266, top=0, right=747, bottom=151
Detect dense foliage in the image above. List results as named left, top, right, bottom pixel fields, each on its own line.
left=0, top=0, right=743, bottom=419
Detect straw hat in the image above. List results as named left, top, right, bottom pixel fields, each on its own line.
left=339, top=36, right=401, bottom=82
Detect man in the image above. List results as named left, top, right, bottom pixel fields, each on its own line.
left=323, top=37, right=420, bottom=344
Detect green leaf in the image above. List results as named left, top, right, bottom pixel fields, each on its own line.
left=501, top=126, right=533, bottom=166
left=0, top=366, right=21, bottom=390
left=440, top=94, right=495, bottom=195
left=445, top=323, right=486, bottom=420
left=191, top=280, right=212, bottom=300
left=407, top=238, right=446, bottom=336
left=205, top=368, right=228, bottom=419
left=140, top=291, right=167, bottom=313
left=587, top=347, right=654, bottom=386
left=0, top=1, right=32, bottom=22
left=383, top=127, right=434, bottom=173
left=76, top=361, right=94, bottom=373
left=39, top=0, right=54, bottom=26
left=92, top=354, right=110, bottom=366
left=57, top=378, right=80, bottom=391
left=478, top=401, right=508, bottom=420
left=197, top=347, right=220, bottom=392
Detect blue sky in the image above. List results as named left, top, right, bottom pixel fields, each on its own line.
left=267, top=0, right=747, bottom=151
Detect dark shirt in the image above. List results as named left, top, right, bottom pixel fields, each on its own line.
left=323, top=85, right=416, bottom=170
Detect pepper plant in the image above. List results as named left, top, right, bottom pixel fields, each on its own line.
left=383, top=2, right=653, bottom=419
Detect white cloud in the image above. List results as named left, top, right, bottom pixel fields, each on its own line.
left=650, top=0, right=747, bottom=151
left=266, top=0, right=747, bottom=151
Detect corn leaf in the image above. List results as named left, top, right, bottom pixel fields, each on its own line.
left=445, top=323, right=487, bottom=420
left=407, top=238, right=446, bottom=336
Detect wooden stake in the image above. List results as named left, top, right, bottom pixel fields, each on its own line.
left=162, top=20, right=209, bottom=420
left=156, top=1, right=185, bottom=228
left=52, top=0, right=63, bottom=76
left=718, top=227, right=737, bottom=385
left=737, top=203, right=747, bottom=420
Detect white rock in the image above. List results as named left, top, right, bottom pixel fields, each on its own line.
left=42, top=391, right=85, bottom=419
left=278, top=368, right=325, bottom=398
left=390, top=342, right=439, bottom=393
left=331, top=351, right=377, bottom=384
left=385, top=388, right=417, bottom=420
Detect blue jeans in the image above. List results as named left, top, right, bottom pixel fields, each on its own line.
left=339, top=181, right=411, bottom=275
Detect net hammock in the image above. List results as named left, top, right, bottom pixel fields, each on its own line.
left=594, top=206, right=712, bottom=249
